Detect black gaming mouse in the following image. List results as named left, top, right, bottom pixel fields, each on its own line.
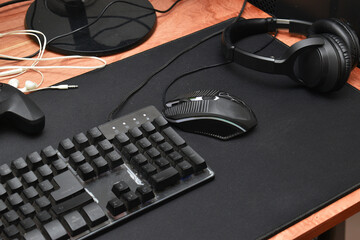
left=163, top=90, right=257, bottom=140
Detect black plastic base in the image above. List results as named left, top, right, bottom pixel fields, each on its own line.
left=25, top=0, right=157, bottom=56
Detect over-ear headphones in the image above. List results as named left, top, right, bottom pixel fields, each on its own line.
left=221, top=18, right=360, bottom=92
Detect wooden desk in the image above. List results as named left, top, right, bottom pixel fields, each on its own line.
left=1, top=0, right=360, bottom=239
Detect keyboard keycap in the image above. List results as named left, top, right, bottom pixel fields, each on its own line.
left=35, top=196, right=51, bottom=211
left=19, top=203, right=36, bottom=218
left=112, top=181, right=130, bottom=197
left=41, top=145, right=58, bottom=163
left=51, top=159, right=68, bottom=174
left=168, top=151, right=183, bottom=164
left=0, top=163, right=13, bottom=183
left=141, top=163, right=157, bottom=178
left=52, top=191, right=93, bottom=216
left=105, top=151, right=123, bottom=169
left=38, top=180, right=54, bottom=196
left=3, top=210, right=20, bottom=225
left=121, top=191, right=141, bottom=210
left=4, top=225, right=20, bottom=239
left=122, top=143, right=139, bottom=159
left=73, top=132, right=90, bottom=150
left=42, top=219, right=68, bottom=240
left=153, top=116, right=168, bottom=129
left=113, top=133, right=130, bottom=150
left=149, top=167, right=180, bottom=190
left=162, top=127, right=186, bottom=148
left=0, top=183, right=7, bottom=200
left=35, top=210, right=52, bottom=224
left=92, top=157, right=109, bottom=175
left=20, top=217, right=37, bottom=233
left=69, top=151, right=86, bottom=170
left=154, top=157, right=170, bottom=170
left=129, top=127, right=143, bottom=140
left=6, top=177, right=23, bottom=194
left=81, top=202, right=108, bottom=227
left=24, top=229, right=46, bottom=240
left=7, top=193, right=23, bottom=210
left=84, top=145, right=100, bottom=161
left=62, top=210, right=88, bottom=236
left=131, top=154, right=148, bottom=169
left=146, top=147, right=161, bottom=159
left=106, top=198, right=126, bottom=216
left=136, top=185, right=154, bottom=203
left=26, top=152, right=43, bottom=170
left=22, top=171, right=38, bottom=187
left=141, top=121, right=156, bottom=134
left=149, top=132, right=165, bottom=144
left=181, top=146, right=207, bottom=172
left=58, top=138, right=76, bottom=158
left=50, top=170, right=84, bottom=204
left=176, top=160, right=194, bottom=177
left=0, top=199, right=7, bottom=214
left=36, top=164, right=53, bottom=180
left=77, top=163, right=96, bottom=181
left=158, top=142, right=174, bottom=154
left=137, top=137, right=152, bottom=150
left=22, top=186, right=39, bottom=203
left=87, top=127, right=105, bottom=145
left=97, top=139, right=114, bottom=156
left=11, top=157, right=29, bottom=176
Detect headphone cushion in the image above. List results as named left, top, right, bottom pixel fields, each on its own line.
left=322, top=33, right=351, bottom=90
left=308, top=18, right=360, bottom=68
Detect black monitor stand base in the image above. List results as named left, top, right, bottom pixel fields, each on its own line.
left=25, top=0, right=157, bottom=56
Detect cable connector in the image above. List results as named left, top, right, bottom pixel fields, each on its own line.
left=50, top=84, right=78, bottom=90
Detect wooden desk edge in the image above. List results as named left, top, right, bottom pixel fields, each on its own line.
left=1, top=1, right=360, bottom=239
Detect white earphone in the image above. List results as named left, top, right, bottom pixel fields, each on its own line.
left=8, top=78, right=78, bottom=93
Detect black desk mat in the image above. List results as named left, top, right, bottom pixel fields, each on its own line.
left=2, top=19, right=360, bottom=239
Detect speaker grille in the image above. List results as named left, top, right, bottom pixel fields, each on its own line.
left=248, top=0, right=277, bottom=16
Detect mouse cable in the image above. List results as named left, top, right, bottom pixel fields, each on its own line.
left=161, top=30, right=278, bottom=106
left=107, top=0, right=249, bottom=121
left=0, top=0, right=183, bottom=61
left=0, top=0, right=30, bottom=8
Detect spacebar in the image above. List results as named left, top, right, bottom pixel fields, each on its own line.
left=51, top=192, right=93, bottom=216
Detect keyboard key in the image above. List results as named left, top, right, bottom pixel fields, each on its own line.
left=176, top=160, right=194, bottom=177
left=42, top=220, right=68, bottom=240
left=50, top=170, right=84, bottom=204
left=84, top=145, right=100, bottom=161
left=6, top=177, right=23, bottom=194
left=0, top=219, right=3, bottom=231
left=106, top=198, right=126, bottom=216
left=146, top=147, right=161, bottom=159
left=69, top=151, right=86, bottom=170
left=168, top=151, right=183, bottom=164
left=11, top=157, right=29, bottom=176
left=141, top=163, right=157, bottom=178
left=20, top=217, right=37, bottom=233
left=22, top=171, right=38, bottom=187
left=58, top=138, right=76, bottom=158
left=38, top=180, right=54, bottom=196
left=154, top=157, right=170, bottom=170
left=131, top=154, right=148, bottom=169
left=3, top=210, right=20, bottom=225
left=4, top=225, right=20, bottom=239
left=0, top=199, right=7, bottom=214
left=26, top=152, right=43, bottom=170
left=41, top=145, right=58, bottom=163
left=0, top=163, right=13, bottom=183
left=112, top=181, right=130, bottom=197
left=22, top=186, right=39, bottom=203
left=158, top=142, right=174, bottom=154
left=0, top=183, right=7, bottom=200
left=121, top=191, right=140, bottom=210
left=113, top=133, right=130, bottom=150
left=37, top=164, right=53, bottom=180
left=51, top=191, right=93, bottom=216
left=73, top=132, right=90, bottom=150
left=153, top=115, right=168, bottom=129
left=149, top=132, right=165, bottom=144
left=35, top=196, right=51, bottom=211
left=7, top=193, right=23, bottom=210
left=149, top=167, right=180, bottom=190
left=92, top=157, right=109, bottom=175
left=24, top=229, right=46, bottom=240
left=141, top=121, right=156, bottom=134
left=51, top=159, right=68, bottom=174
left=62, top=210, right=88, bottom=236
left=122, top=143, right=139, bottom=159
left=181, top=146, right=207, bottom=172
left=35, top=210, right=52, bottom=224
left=19, top=203, right=36, bottom=218
left=97, top=139, right=114, bottom=156
left=129, top=127, right=143, bottom=140
left=162, top=127, right=186, bottom=148
left=87, top=127, right=105, bottom=145
left=77, top=163, right=96, bottom=181
left=81, top=202, right=108, bottom=227
left=136, top=185, right=154, bottom=203
left=137, top=137, right=152, bottom=150
left=105, top=151, right=123, bottom=169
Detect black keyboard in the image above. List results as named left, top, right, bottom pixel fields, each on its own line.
left=0, top=106, right=214, bottom=240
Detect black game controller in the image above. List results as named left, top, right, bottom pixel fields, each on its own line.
left=0, top=83, right=45, bottom=134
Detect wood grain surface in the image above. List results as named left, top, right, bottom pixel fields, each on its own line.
left=1, top=0, right=360, bottom=239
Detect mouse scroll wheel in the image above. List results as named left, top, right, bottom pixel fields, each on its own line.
left=202, top=96, right=216, bottom=100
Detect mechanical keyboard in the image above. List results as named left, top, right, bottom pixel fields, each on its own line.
left=0, top=106, right=214, bottom=240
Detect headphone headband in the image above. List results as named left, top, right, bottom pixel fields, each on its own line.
left=221, top=18, right=323, bottom=76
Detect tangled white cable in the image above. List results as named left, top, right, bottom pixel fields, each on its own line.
left=0, top=29, right=107, bottom=92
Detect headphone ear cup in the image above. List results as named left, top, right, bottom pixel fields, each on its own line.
left=308, top=18, right=360, bottom=68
